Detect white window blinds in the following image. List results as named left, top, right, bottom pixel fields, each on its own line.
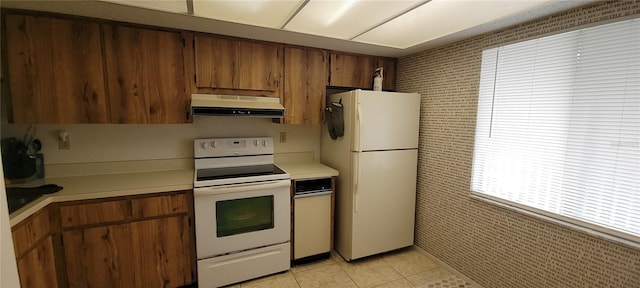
left=472, top=18, right=640, bottom=243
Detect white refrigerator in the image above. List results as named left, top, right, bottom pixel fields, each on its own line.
left=321, top=89, right=420, bottom=261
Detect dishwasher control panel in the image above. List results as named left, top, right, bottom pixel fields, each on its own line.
left=294, top=178, right=332, bottom=196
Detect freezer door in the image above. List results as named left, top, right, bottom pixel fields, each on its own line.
left=353, top=90, right=420, bottom=152
left=350, top=149, right=417, bottom=260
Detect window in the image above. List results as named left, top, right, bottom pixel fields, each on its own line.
left=472, top=18, right=639, bottom=244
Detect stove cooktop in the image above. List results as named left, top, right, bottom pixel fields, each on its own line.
left=196, top=164, right=286, bottom=182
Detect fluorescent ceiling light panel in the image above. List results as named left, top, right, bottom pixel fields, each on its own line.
left=285, top=0, right=424, bottom=39
left=100, top=0, right=189, bottom=13
left=354, top=0, right=552, bottom=49
left=193, top=0, right=306, bottom=28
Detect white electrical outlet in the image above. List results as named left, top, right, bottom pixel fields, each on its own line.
left=58, top=131, right=71, bottom=150
left=280, top=132, right=287, bottom=143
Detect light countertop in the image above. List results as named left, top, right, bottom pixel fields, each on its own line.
left=276, top=161, right=339, bottom=180
left=9, top=169, right=193, bottom=226
left=9, top=159, right=338, bottom=227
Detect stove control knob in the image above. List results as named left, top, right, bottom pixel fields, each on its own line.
left=211, top=141, right=218, bottom=148
left=262, top=140, right=268, bottom=147
left=254, top=140, right=260, bottom=146
left=201, top=142, right=210, bottom=149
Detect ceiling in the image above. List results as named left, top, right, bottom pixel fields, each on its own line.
left=1, top=0, right=595, bottom=57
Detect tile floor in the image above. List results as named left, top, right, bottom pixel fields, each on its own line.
left=225, top=247, right=475, bottom=288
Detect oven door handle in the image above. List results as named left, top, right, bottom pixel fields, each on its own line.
left=194, top=180, right=290, bottom=196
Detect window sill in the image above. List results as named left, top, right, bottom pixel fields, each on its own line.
left=470, top=193, right=640, bottom=250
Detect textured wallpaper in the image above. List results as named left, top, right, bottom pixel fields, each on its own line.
left=397, top=1, right=640, bottom=287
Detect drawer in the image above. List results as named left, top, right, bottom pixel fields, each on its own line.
left=60, top=200, right=130, bottom=228
left=131, top=193, right=188, bottom=219
left=12, top=208, right=51, bottom=257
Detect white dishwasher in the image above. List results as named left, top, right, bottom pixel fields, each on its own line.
left=293, top=177, right=333, bottom=263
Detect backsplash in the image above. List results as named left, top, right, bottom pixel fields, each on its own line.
left=397, top=1, right=639, bottom=288
left=1, top=117, right=320, bottom=164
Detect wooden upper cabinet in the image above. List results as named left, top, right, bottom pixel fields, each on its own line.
left=329, top=52, right=397, bottom=91
left=283, top=47, right=327, bottom=125
left=103, top=25, right=191, bottom=123
left=376, top=58, right=397, bottom=91
left=194, top=35, right=283, bottom=97
left=5, top=14, right=109, bottom=124
left=329, top=53, right=373, bottom=89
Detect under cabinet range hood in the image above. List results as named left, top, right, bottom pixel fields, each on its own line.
left=191, top=94, right=285, bottom=118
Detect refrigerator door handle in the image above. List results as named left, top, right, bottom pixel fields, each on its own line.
left=354, top=153, right=359, bottom=213
left=356, top=105, right=362, bottom=152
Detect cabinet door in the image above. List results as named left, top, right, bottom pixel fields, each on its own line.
left=5, top=14, right=108, bottom=124
left=375, top=58, right=396, bottom=91
left=12, top=208, right=50, bottom=257
left=16, top=236, right=58, bottom=288
left=194, top=36, right=282, bottom=95
left=329, top=53, right=374, bottom=89
left=59, top=199, right=130, bottom=228
left=63, top=224, right=134, bottom=288
left=131, top=216, right=192, bottom=287
left=283, top=47, right=327, bottom=125
left=104, top=25, right=191, bottom=123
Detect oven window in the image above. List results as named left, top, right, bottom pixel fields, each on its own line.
left=216, top=196, right=274, bottom=237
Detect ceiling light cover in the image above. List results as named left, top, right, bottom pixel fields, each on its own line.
left=285, top=0, right=424, bottom=39
left=354, top=0, right=551, bottom=49
left=193, top=0, right=306, bottom=28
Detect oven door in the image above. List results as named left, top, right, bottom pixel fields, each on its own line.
left=194, top=179, right=290, bottom=259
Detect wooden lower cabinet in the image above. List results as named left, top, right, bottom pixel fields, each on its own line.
left=63, top=223, right=134, bottom=288
left=60, top=192, right=193, bottom=288
left=63, top=216, right=192, bottom=288
left=130, top=216, right=192, bottom=288
left=16, top=236, right=58, bottom=288
left=11, top=192, right=194, bottom=288
left=12, top=207, right=60, bottom=288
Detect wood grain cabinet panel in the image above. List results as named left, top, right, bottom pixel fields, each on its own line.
left=12, top=208, right=50, bottom=257
left=11, top=207, right=59, bottom=288
left=16, top=236, right=58, bottom=288
left=60, top=191, right=195, bottom=287
left=194, top=35, right=283, bottom=96
left=329, top=52, right=397, bottom=91
left=131, top=216, right=192, bottom=287
left=59, top=200, right=130, bottom=228
left=4, top=14, right=109, bottom=123
left=63, top=223, right=134, bottom=288
left=283, top=47, right=327, bottom=125
left=376, top=58, right=397, bottom=91
left=131, top=193, right=188, bottom=218
left=103, top=25, right=191, bottom=123
left=329, top=53, right=374, bottom=89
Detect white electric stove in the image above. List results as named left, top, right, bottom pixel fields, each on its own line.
left=193, top=137, right=291, bottom=288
